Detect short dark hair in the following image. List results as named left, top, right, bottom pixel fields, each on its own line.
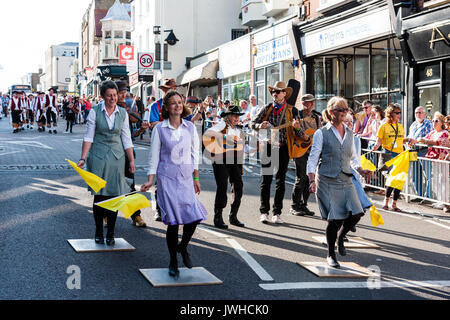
left=161, top=90, right=191, bottom=120
left=100, top=80, right=118, bottom=97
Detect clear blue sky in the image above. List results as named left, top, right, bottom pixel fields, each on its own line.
left=0, top=0, right=92, bottom=93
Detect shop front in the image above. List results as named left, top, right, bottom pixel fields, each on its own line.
left=293, top=2, right=400, bottom=112
left=219, top=35, right=251, bottom=104
left=253, top=19, right=296, bottom=107
left=393, top=2, right=450, bottom=124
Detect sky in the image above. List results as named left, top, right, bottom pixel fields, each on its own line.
left=0, top=0, right=92, bottom=93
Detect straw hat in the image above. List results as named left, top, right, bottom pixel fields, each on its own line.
left=268, top=81, right=292, bottom=100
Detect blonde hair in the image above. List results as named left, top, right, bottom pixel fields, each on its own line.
left=433, top=112, right=445, bottom=129
left=322, top=96, right=348, bottom=123
left=385, top=103, right=401, bottom=123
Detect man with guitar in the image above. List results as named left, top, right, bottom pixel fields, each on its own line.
left=290, top=94, right=322, bottom=216
left=250, top=81, right=302, bottom=224
left=204, top=105, right=246, bottom=229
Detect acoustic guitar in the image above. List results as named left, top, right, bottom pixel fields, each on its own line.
left=203, top=134, right=244, bottom=155
left=259, top=120, right=316, bottom=158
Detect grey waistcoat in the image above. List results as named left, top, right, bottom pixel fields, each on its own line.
left=318, top=125, right=353, bottom=178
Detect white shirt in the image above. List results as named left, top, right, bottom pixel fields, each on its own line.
left=250, top=104, right=262, bottom=118
left=206, top=120, right=241, bottom=137
left=83, top=104, right=134, bottom=151
left=147, top=119, right=200, bottom=175
left=307, top=122, right=361, bottom=175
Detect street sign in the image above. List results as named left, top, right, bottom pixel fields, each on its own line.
left=138, top=52, right=154, bottom=76
left=119, top=45, right=135, bottom=65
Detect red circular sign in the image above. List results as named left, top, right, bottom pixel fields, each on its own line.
left=139, top=54, right=154, bottom=68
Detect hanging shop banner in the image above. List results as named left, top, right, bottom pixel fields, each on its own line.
left=254, top=34, right=293, bottom=68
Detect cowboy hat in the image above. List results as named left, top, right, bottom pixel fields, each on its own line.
left=268, top=81, right=292, bottom=100
left=220, top=105, right=244, bottom=117
left=159, top=78, right=177, bottom=90
left=301, top=94, right=315, bottom=102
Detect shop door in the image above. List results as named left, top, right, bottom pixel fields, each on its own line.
left=418, top=85, right=440, bottom=120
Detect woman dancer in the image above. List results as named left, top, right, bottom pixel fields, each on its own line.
left=141, top=90, right=207, bottom=278
left=307, top=97, right=371, bottom=268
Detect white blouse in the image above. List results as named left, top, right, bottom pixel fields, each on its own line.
left=307, top=122, right=362, bottom=175
left=147, top=119, right=200, bottom=175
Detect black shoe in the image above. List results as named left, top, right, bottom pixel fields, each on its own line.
left=289, top=207, right=305, bottom=216
left=178, top=248, right=193, bottom=269
left=13, top=129, right=18, bottom=133
left=106, top=237, right=115, bottom=246
left=302, top=206, right=315, bottom=216
left=229, top=214, right=245, bottom=227
left=350, top=226, right=356, bottom=232
left=214, top=209, right=228, bottom=229
left=95, top=235, right=104, bottom=244
left=49, top=130, right=52, bottom=134
left=168, top=259, right=180, bottom=279
left=337, top=238, right=347, bottom=256
left=53, top=130, right=57, bottom=134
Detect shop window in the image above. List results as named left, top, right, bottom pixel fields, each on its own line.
left=418, top=64, right=440, bottom=82
left=446, top=63, right=450, bottom=115
left=354, top=47, right=369, bottom=95
left=389, top=92, right=402, bottom=107
left=371, top=40, right=388, bottom=93
left=419, top=86, right=440, bottom=120
left=283, top=62, right=295, bottom=84
left=389, top=38, right=401, bottom=91
left=256, top=84, right=265, bottom=107
left=267, top=64, right=280, bottom=88
left=256, top=69, right=264, bottom=82
left=371, top=93, right=387, bottom=109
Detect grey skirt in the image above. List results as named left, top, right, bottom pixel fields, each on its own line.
left=316, top=172, right=364, bottom=221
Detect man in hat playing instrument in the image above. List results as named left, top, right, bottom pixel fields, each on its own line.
left=45, top=88, right=59, bottom=134
left=204, top=105, right=246, bottom=229
left=9, top=90, right=23, bottom=133
left=19, top=91, right=27, bottom=131
left=250, top=81, right=302, bottom=224
left=289, top=94, right=322, bottom=217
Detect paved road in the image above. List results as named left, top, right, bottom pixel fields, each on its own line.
left=0, top=118, right=449, bottom=301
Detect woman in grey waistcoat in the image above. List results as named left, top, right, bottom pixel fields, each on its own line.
left=141, top=90, right=207, bottom=279
left=78, top=81, right=135, bottom=246
left=307, top=97, right=372, bottom=268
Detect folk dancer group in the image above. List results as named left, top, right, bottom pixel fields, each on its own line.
left=77, top=79, right=376, bottom=279
left=9, top=88, right=60, bottom=134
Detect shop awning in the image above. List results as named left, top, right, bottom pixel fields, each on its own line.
left=177, top=60, right=219, bottom=86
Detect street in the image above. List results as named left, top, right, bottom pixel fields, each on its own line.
left=0, top=118, right=449, bottom=301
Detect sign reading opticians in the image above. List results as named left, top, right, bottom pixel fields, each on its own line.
left=301, top=8, right=391, bottom=57
left=254, top=34, right=293, bottom=68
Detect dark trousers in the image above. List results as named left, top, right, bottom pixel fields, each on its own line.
left=66, top=113, right=75, bottom=132
left=326, top=213, right=362, bottom=257
left=46, top=108, right=57, bottom=126
left=292, top=154, right=310, bottom=209
left=212, top=163, right=243, bottom=214
left=260, top=144, right=290, bottom=215
left=124, top=153, right=141, bottom=220
left=93, top=195, right=118, bottom=237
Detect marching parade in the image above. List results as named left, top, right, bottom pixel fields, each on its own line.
left=0, top=0, right=450, bottom=308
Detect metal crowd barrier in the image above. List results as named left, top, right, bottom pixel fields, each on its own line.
left=201, top=120, right=450, bottom=207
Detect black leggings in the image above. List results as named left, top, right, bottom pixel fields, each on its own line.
left=93, top=195, right=118, bottom=237
left=386, top=187, right=401, bottom=201
left=326, top=213, right=362, bottom=257
left=166, top=222, right=199, bottom=261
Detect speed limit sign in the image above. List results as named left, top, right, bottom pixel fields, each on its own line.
left=138, top=52, right=154, bottom=76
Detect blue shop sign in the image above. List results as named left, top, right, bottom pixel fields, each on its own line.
left=254, top=35, right=293, bottom=68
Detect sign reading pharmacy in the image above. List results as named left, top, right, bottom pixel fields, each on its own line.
left=254, top=35, right=293, bottom=68
left=301, top=8, right=391, bottom=57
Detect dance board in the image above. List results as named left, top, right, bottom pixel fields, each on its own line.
left=312, top=236, right=380, bottom=249
left=139, top=267, right=223, bottom=287
left=297, top=261, right=372, bottom=278
left=67, top=238, right=136, bottom=253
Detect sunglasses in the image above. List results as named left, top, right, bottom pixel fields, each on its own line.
left=432, top=119, right=441, bottom=123
left=393, top=111, right=401, bottom=114
left=272, top=90, right=283, bottom=95
left=415, top=111, right=424, bottom=114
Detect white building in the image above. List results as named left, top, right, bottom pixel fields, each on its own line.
left=130, top=0, right=244, bottom=100
left=43, top=43, right=79, bottom=94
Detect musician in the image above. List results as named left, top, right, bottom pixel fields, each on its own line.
left=250, top=81, right=302, bottom=224
left=65, top=96, right=78, bottom=133
left=26, top=94, right=35, bottom=129
left=290, top=94, right=322, bottom=216
left=115, top=80, right=147, bottom=228
left=204, top=105, right=246, bottom=229
left=35, top=92, right=46, bottom=132
left=45, top=87, right=59, bottom=134
left=9, top=90, right=22, bottom=133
